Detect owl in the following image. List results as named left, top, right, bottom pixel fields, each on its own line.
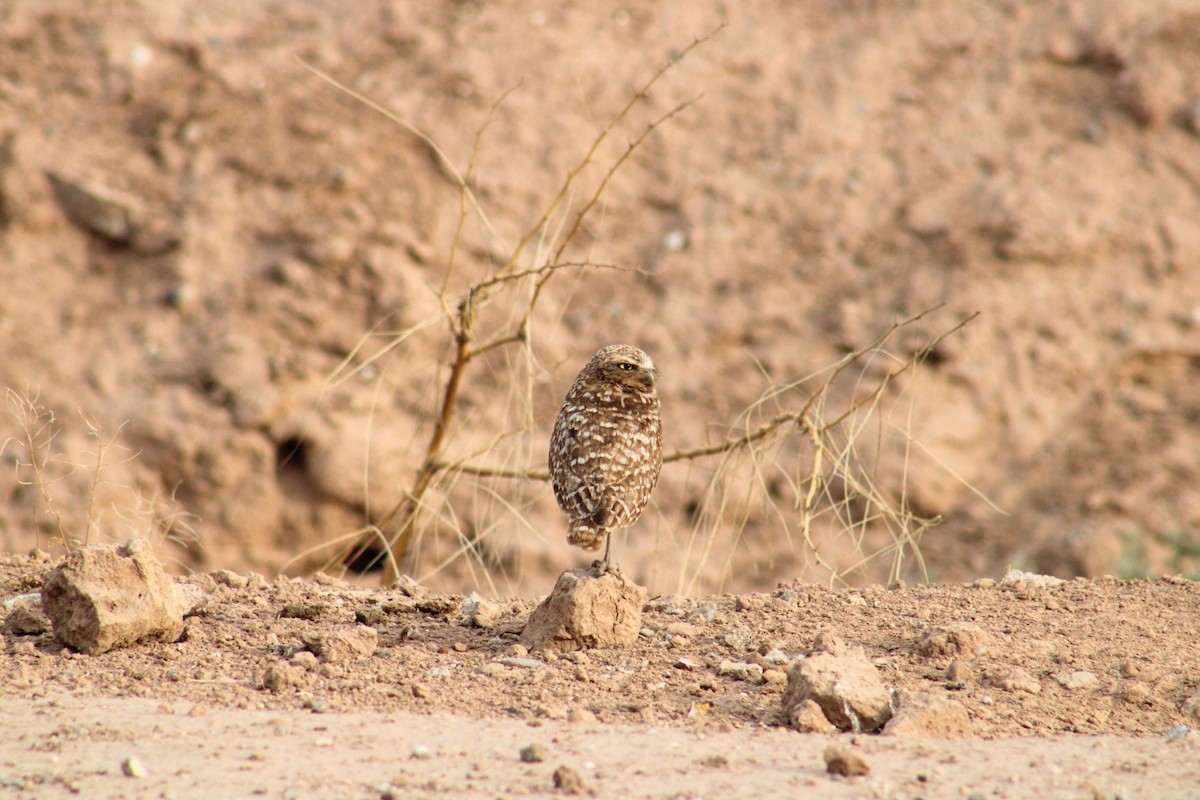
left=548, top=344, right=663, bottom=569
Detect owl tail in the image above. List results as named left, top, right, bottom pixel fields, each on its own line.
left=567, top=521, right=607, bottom=552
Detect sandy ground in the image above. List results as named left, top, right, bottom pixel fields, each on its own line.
left=5, top=694, right=1198, bottom=799
left=4, top=553, right=1200, bottom=798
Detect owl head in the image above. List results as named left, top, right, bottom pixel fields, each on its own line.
left=583, top=344, right=658, bottom=393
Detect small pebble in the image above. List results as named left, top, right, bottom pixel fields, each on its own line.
left=553, top=765, right=585, bottom=794
left=1165, top=725, right=1191, bottom=741
left=121, top=756, right=147, bottom=778
left=824, top=743, right=870, bottom=776
left=520, top=743, right=546, bottom=763
left=567, top=708, right=597, bottom=724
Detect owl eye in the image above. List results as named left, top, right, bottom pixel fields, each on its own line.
left=617, top=362, right=637, bottom=371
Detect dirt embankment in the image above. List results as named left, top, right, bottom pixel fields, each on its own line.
left=2, top=1, right=1199, bottom=597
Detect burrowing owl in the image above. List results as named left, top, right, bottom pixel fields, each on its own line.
left=549, top=344, right=663, bottom=568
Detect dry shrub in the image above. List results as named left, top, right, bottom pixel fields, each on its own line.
left=283, top=29, right=977, bottom=593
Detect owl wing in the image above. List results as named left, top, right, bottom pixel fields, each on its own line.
left=551, top=411, right=648, bottom=528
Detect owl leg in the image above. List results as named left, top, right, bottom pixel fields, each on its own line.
left=590, top=533, right=621, bottom=577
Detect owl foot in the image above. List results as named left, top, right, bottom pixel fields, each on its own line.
left=590, top=559, right=622, bottom=578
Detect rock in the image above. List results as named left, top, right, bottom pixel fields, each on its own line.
left=392, top=575, right=427, bottom=597
left=1119, top=682, right=1152, bottom=705
left=665, top=621, right=699, bottom=637
left=946, top=660, right=974, bottom=685
left=823, top=743, right=870, bottom=776
left=998, top=668, right=1042, bottom=695
left=721, top=626, right=754, bottom=652
left=783, top=647, right=893, bottom=732
left=734, top=593, right=766, bottom=611
left=883, top=691, right=973, bottom=738
left=414, top=596, right=459, bottom=616
left=46, top=171, right=143, bottom=243
left=121, top=755, right=147, bottom=778
left=519, top=569, right=646, bottom=653
left=554, top=767, right=588, bottom=796
left=552, top=765, right=586, bottom=794
left=302, top=625, right=378, bottom=663
left=1055, top=670, right=1101, bottom=691
left=718, top=661, right=764, bottom=683
left=567, top=708, right=596, bottom=724
left=788, top=698, right=836, bottom=734
left=262, top=662, right=310, bottom=693
left=520, top=743, right=545, bottom=763
left=213, top=569, right=249, bottom=589
left=462, top=592, right=502, bottom=628
left=1000, top=569, right=1063, bottom=588
left=811, top=632, right=848, bottom=655
left=4, top=602, right=50, bottom=636
left=917, top=623, right=992, bottom=658
left=40, top=538, right=184, bottom=655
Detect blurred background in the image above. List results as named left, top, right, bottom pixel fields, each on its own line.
left=2, top=0, right=1198, bottom=596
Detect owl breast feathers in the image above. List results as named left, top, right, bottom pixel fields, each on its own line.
left=548, top=344, right=664, bottom=554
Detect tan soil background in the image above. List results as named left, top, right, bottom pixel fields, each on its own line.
left=2, top=0, right=1200, bottom=797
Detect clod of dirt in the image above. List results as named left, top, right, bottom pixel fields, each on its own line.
left=392, top=575, right=427, bottom=598
left=718, top=660, right=765, bottom=683
left=463, top=592, right=502, bottom=628
left=40, top=538, right=184, bottom=655
left=998, top=668, right=1042, bottom=695
left=301, top=625, right=379, bottom=663
left=552, top=765, right=586, bottom=794
left=788, top=698, right=836, bottom=734
left=946, top=660, right=974, bottom=686
left=262, top=663, right=311, bottom=693
left=783, top=646, right=893, bottom=733
left=1054, top=670, right=1101, bottom=692
left=917, top=622, right=992, bottom=658
left=519, top=569, right=646, bottom=653
left=4, top=601, right=49, bottom=636
left=883, top=691, right=974, bottom=739
left=1119, top=682, right=1152, bottom=705
left=811, top=631, right=848, bottom=655
left=823, top=743, right=870, bottom=776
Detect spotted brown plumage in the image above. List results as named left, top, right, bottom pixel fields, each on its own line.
left=548, top=345, right=663, bottom=568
